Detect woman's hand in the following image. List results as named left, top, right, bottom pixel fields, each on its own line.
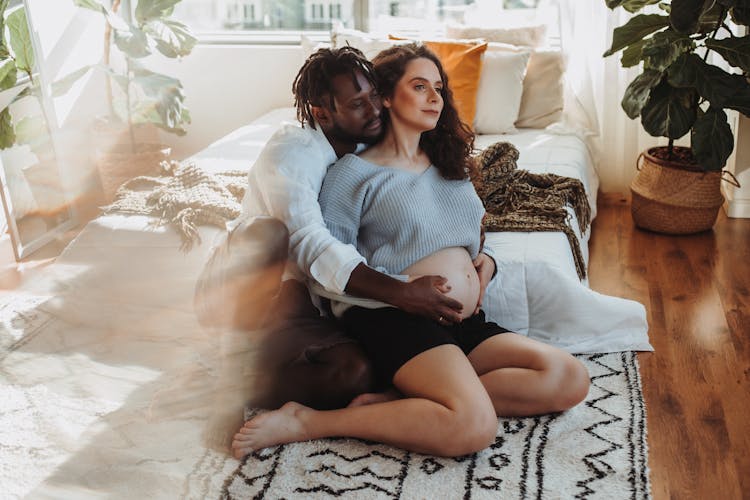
left=472, top=252, right=496, bottom=315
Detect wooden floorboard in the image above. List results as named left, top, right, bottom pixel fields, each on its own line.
left=589, top=193, right=750, bottom=500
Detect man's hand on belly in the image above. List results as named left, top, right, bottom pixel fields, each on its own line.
left=397, top=275, right=464, bottom=324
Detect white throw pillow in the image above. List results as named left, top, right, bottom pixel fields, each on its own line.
left=474, top=50, right=530, bottom=134
left=488, top=43, right=566, bottom=129
left=330, top=27, right=401, bottom=60
left=446, top=23, right=548, bottom=48
left=300, top=35, right=331, bottom=64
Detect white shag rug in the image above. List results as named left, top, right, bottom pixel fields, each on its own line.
left=216, top=352, right=651, bottom=499
left=0, top=291, right=649, bottom=499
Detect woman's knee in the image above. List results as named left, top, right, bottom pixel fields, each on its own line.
left=433, top=398, right=498, bottom=456
left=548, top=355, right=590, bottom=412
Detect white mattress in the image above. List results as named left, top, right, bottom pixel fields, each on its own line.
left=31, top=108, right=649, bottom=352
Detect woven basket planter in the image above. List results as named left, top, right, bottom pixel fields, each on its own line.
left=96, top=142, right=171, bottom=202
left=630, top=146, right=737, bottom=234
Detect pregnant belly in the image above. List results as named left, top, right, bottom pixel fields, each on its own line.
left=403, top=247, right=480, bottom=320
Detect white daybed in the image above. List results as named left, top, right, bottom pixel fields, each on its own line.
left=1, top=107, right=650, bottom=498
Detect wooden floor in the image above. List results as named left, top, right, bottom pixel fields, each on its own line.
left=588, top=194, right=750, bottom=500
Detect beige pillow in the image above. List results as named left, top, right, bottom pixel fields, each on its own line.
left=474, top=50, right=530, bottom=134
left=446, top=23, right=548, bottom=48
left=487, top=43, right=566, bottom=129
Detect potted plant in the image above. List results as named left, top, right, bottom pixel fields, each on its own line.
left=603, top=0, right=749, bottom=234
left=55, top=0, right=196, bottom=201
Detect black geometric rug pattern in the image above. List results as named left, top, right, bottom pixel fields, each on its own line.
left=220, top=352, right=650, bottom=499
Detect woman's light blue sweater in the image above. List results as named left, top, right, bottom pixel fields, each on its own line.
left=319, top=153, right=485, bottom=275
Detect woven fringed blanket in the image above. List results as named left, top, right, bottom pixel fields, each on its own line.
left=104, top=160, right=247, bottom=250
left=473, top=142, right=591, bottom=280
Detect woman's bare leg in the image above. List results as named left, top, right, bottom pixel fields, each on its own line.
left=232, top=344, right=498, bottom=459
left=467, top=333, right=590, bottom=417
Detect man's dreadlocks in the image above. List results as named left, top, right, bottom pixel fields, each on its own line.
left=292, top=46, right=377, bottom=129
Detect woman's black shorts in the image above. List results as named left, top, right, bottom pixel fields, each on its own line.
left=341, top=306, right=511, bottom=389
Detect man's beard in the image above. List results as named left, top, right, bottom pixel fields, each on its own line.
left=329, top=119, right=382, bottom=145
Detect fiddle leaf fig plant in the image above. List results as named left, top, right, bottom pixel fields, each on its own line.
left=0, top=0, right=36, bottom=149
left=603, top=0, right=750, bottom=171
left=55, top=0, right=196, bottom=148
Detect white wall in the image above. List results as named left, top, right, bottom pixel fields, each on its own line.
left=155, top=44, right=304, bottom=160
left=725, top=114, right=750, bottom=218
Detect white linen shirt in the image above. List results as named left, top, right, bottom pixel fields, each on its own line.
left=242, top=122, right=366, bottom=294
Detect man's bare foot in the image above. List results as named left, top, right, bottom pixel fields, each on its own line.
left=231, top=401, right=311, bottom=459
left=347, top=388, right=401, bottom=407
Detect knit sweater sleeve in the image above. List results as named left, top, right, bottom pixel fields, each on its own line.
left=318, top=161, right=366, bottom=249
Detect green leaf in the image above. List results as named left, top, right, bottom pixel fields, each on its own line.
left=725, top=84, right=750, bottom=116
left=606, top=0, right=625, bottom=8
left=134, top=0, right=181, bottom=24
left=73, top=0, right=108, bottom=15
left=0, top=107, right=15, bottom=149
left=621, top=0, right=662, bottom=13
left=730, top=5, right=750, bottom=24
left=668, top=53, right=745, bottom=108
left=74, top=0, right=129, bottom=31
left=603, top=14, right=670, bottom=57
left=642, top=30, right=695, bottom=71
left=670, top=0, right=707, bottom=33
left=706, top=36, right=750, bottom=73
left=0, top=0, right=10, bottom=43
left=51, top=65, right=93, bottom=97
left=127, top=68, right=190, bottom=135
left=144, top=19, right=196, bottom=58
left=691, top=107, right=734, bottom=170
left=113, top=24, right=151, bottom=58
left=0, top=58, right=17, bottom=90
left=14, top=114, right=47, bottom=150
left=697, top=1, right=726, bottom=32
left=7, top=8, right=34, bottom=74
left=640, top=80, right=697, bottom=138
left=623, top=69, right=664, bottom=118
left=621, top=39, right=647, bottom=67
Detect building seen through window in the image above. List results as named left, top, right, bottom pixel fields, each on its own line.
left=172, top=0, right=544, bottom=34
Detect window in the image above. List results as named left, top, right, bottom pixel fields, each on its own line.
left=171, top=0, right=555, bottom=42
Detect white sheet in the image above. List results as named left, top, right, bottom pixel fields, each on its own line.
left=30, top=107, right=650, bottom=353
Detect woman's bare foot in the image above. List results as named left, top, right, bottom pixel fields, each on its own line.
left=231, top=401, right=312, bottom=459
left=347, top=388, right=402, bottom=407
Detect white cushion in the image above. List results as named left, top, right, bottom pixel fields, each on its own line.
left=446, top=23, right=548, bottom=48
left=300, top=35, right=331, bottom=64
left=474, top=50, right=530, bottom=134
left=330, top=27, right=401, bottom=60
left=487, top=43, right=566, bottom=129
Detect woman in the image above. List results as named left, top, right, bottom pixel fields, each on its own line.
left=231, top=44, right=589, bottom=459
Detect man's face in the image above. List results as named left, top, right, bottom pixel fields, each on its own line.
left=323, top=71, right=383, bottom=145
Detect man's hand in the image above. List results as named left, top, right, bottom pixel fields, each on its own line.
left=473, top=252, right=496, bottom=315
left=345, top=264, right=463, bottom=323
left=393, top=275, right=464, bottom=324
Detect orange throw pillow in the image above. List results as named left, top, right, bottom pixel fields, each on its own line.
left=388, top=37, right=488, bottom=128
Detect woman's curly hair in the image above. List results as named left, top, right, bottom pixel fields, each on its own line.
left=372, top=43, right=476, bottom=180
left=292, top=46, right=377, bottom=129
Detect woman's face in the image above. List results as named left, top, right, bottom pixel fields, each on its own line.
left=385, top=57, right=443, bottom=132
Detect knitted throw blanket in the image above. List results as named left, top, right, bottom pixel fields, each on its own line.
left=104, top=160, right=247, bottom=250
left=473, top=141, right=592, bottom=280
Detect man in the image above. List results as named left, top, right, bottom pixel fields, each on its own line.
left=196, top=46, right=497, bottom=411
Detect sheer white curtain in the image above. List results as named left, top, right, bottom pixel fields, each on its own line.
left=558, top=0, right=664, bottom=193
